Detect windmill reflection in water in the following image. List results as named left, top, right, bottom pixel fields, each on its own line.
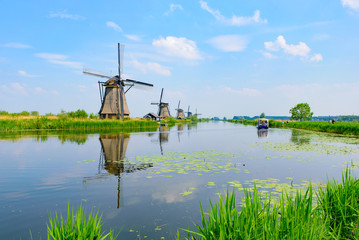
left=83, top=134, right=153, bottom=208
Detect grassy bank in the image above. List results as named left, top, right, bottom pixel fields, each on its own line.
left=0, top=117, right=159, bottom=132
left=284, top=121, right=359, bottom=136
left=227, top=119, right=359, bottom=136
left=182, top=168, right=359, bottom=239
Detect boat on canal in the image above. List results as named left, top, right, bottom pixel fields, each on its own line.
left=257, top=118, right=269, bottom=129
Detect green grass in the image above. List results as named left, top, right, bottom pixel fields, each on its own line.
left=0, top=117, right=159, bottom=131
left=47, top=203, right=118, bottom=240
left=317, top=167, right=359, bottom=238
left=285, top=121, right=359, bottom=136
left=227, top=119, right=359, bottom=136
left=180, top=168, right=359, bottom=240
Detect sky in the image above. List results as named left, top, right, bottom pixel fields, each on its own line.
left=0, top=0, right=358, bottom=118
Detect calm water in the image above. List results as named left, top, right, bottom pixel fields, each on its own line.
left=1, top=122, right=359, bottom=239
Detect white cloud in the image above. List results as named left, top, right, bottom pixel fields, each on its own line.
left=2, top=42, right=31, bottom=48
left=264, top=35, right=322, bottom=62
left=106, top=21, right=123, bottom=32
left=18, top=70, right=39, bottom=77
left=209, top=35, right=248, bottom=52
left=310, top=53, right=323, bottom=62
left=224, top=87, right=263, bottom=97
left=164, top=3, right=183, bottom=16
left=199, top=0, right=267, bottom=26
left=2, top=82, right=28, bottom=96
left=153, top=36, right=202, bottom=60
left=131, top=60, right=171, bottom=76
left=35, top=53, right=82, bottom=69
left=125, top=34, right=141, bottom=41
left=34, top=87, right=46, bottom=94
left=263, top=52, right=277, bottom=59
left=342, top=0, right=359, bottom=11
left=49, top=10, right=85, bottom=20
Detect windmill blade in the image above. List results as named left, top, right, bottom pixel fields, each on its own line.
left=160, top=88, right=164, bottom=103
left=83, top=70, right=112, bottom=79
left=124, top=79, right=153, bottom=87
left=178, top=100, right=180, bottom=109
left=151, top=102, right=159, bottom=105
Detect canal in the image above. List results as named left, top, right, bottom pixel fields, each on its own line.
left=1, top=121, right=359, bottom=239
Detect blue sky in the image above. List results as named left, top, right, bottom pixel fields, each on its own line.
left=1, top=0, right=358, bottom=118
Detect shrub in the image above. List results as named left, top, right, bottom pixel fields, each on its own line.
left=31, top=111, right=39, bottom=116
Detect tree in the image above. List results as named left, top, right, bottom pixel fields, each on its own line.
left=289, top=103, right=313, bottom=121
left=259, top=112, right=266, bottom=118
left=31, top=111, right=39, bottom=116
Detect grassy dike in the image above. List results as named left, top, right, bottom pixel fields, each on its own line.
left=227, top=119, right=359, bottom=136
left=180, top=168, right=359, bottom=240
left=0, top=117, right=159, bottom=132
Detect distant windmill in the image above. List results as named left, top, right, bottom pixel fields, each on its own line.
left=175, top=100, right=185, bottom=119
left=185, top=105, right=192, bottom=118
left=83, top=43, right=153, bottom=119
left=194, top=108, right=202, bottom=118
left=151, top=88, right=170, bottom=118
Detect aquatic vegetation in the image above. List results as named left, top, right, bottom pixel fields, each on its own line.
left=260, top=142, right=359, bottom=155
left=47, top=203, right=118, bottom=240
left=128, top=151, right=244, bottom=178
left=180, top=168, right=359, bottom=240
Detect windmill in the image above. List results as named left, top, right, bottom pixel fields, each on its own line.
left=194, top=108, right=202, bottom=118
left=175, top=100, right=185, bottom=120
left=185, top=105, right=192, bottom=118
left=83, top=43, right=153, bottom=119
left=151, top=88, right=170, bottom=118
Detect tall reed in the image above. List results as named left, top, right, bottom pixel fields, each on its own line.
left=182, top=168, right=359, bottom=239
left=317, top=167, right=359, bottom=239
left=47, top=203, right=118, bottom=240
left=183, top=186, right=327, bottom=240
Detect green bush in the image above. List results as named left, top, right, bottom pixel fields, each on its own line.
left=31, top=111, right=39, bottom=116
left=0, top=110, right=9, bottom=115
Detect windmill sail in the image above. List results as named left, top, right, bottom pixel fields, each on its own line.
left=83, top=43, right=153, bottom=119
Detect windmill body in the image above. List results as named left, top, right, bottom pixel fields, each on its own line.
left=176, top=101, right=185, bottom=119
left=151, top=88, right=170, bottom=118
left=83, top=43, right=153, bottom=119
left=99, top=81, right=130, bottom=119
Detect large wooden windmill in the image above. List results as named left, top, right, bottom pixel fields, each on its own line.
left=175, top=100, right=185, bottom=119
left=151, top=88, right=170, bottom=118
left=83, top=43, right=153, bottom=119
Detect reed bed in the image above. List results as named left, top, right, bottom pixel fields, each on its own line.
left=47, top=203, right=118, bottom=240
left=181, top=168, right=359, bottom=240
left=227, top=119, right=359, bottom=136
left=286, top=121, right=359, bottom=136
left=0, top=117, right=158, bottom=132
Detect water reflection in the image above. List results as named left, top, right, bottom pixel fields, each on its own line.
left=257, top=129, right=268, bottom=138
left=85, top=134, right=153, bottom=208
left=290, top=129, right=311, bottom=145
